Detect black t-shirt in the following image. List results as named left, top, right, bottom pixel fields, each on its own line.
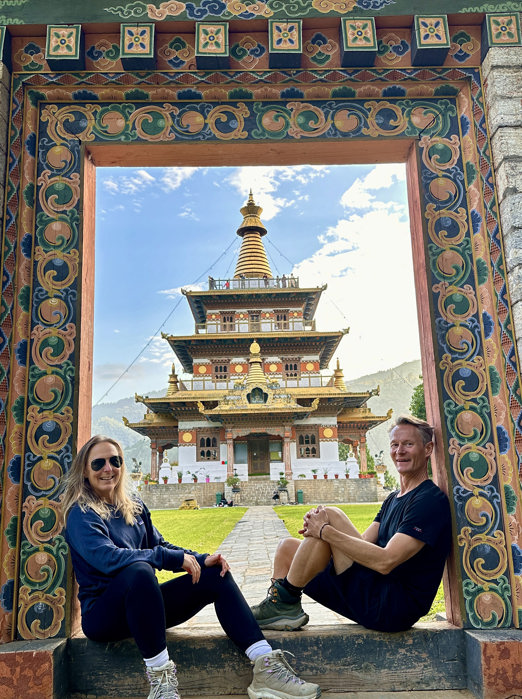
left=375, top=479, right=452, bottom=616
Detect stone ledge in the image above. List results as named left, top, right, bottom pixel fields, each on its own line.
left=66, top=622, right=467, bottom=697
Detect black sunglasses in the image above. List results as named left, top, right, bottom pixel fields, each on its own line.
left=90, top=455, right=123, bottom=471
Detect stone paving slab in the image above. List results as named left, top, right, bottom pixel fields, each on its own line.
left=176, top=506, right=347, bottom=631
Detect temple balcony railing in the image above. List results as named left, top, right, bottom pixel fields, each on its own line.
left=178, top=373, right=334, bottom=391
left=195, top=318, right=316, bottom=334
left=208, top=275, right=299, bottom=290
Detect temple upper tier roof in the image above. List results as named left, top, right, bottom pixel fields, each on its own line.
left=234, top=191, right=271, bottom=279
left=183, top=283, right=326, bottom=324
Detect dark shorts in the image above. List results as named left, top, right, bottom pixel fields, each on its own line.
left=303, top=561, right=422, bottom=632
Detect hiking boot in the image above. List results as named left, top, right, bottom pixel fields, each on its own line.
left=146, top=660, right=180, bottom=699
left=250, top=579, right=309, bottom=631
left=248, top=649, right=321, bottom=699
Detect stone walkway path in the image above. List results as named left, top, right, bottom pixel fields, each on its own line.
left=177, top=505, right=353, bottom=632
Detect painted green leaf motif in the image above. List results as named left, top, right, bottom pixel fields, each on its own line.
left=331, top=86, right=356, bottom=98
left=11, top=395, right=26, bottom=424
left=228, top=88, right=253, bottom=99
left=504, top=483, right=518, bottom=515
left=476, top=257, right=489, bottom=286
left=488, top=364, right=501, bottom=396
left=28, top=90, right=46, bottom=108
left=466, top=161, right=477, bottom=185
left=5, top=516, right=18, bottom=549
left=18, top=284, right=30, bottom=313
left=123, top=89, right=148, bottom=101
left=23, top=182, right=34, bottom=208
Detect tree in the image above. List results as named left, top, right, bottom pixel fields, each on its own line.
left=409, top=377, right=426, bottom=420
left=338, top=442, right=351, bottom=461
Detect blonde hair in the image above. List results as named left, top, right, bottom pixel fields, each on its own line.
left=60, top=435, right=141, bottom=526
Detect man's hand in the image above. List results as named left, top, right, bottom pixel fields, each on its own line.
left=299, top=504, right=329, bottom=538
left=182, top=553, right=201, bottom=583
left=204, top=552, right=230, bottom=577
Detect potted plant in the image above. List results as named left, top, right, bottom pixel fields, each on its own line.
left=162, top=475, right=169, bottom=484
left=192, top=473, right=198, bottom=483
left=334, top=473, right=339, bottom=479
left=323, top=468, right=328, bottom=479
left=278, top=472, right=288, bottom=490
left=344, top=466, right=350, bottom=479
left=143, top=473, right=151, bottom=485
left=177, top=470, right=183, bottom=483
left=226, top=474, right=241, bottom=492
left=298, top=473, right=306, bottom=479
left=205, top=474, right=210, bottom=483
left=311, top=468, right=318, bottom=480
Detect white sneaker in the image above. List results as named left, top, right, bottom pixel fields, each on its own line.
left=248, top=649, right=321, bottom=699
left=145, top=660, right=180, bottom=699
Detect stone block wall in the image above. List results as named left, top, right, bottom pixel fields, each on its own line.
left=139, top=478, right=382, bottom=509
left=482, top=47, right=522, bottom=347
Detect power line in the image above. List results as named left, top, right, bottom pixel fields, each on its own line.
left=94, top=236, right=237, bottom=405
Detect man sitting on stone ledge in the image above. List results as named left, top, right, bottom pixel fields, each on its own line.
left=251, top=415, right=452, bottom=633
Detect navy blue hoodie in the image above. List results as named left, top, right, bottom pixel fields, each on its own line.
left=65, top=500, right=208, bottom=614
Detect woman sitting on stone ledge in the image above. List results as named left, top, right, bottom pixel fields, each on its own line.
left=60, top=434, right=321, bottom=699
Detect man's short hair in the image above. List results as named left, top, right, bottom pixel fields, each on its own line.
left=390, top=415, right=434, bottom=445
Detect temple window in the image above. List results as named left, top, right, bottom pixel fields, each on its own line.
left=283, top=360, right=300, bottom=379
left=249, top=311, right=261, bottom=331
left=296, top=428, right=319, bottom=458
left=197, top=431, right=220, bottom=461
left=221, top=312, right=235, bottom=332
left=275, top=311, right=289, bottom=330
left=212, top=362, right=229, bottom=381
left=269, top=440, right=283, bottom=461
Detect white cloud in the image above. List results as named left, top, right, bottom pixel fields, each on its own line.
left=340, top=164, right=406, bottom=211
left=292, top=172, right=420, bottom=380
left=139, top=335, right=173, bottom=367
left=102, top=170, right=156, bottom=196
left=226, top=165, right=329, bottom=220
left=158, top=283, right=204, bottom=299
left=161, top=167, right=198, bottom=191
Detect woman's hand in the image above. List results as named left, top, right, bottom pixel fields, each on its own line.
left=182, top=553, right=201, bottom=583
left=204, top=552, right=230, bottom=577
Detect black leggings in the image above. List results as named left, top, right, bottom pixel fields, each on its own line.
left=81, top=562, right=264, bottom=658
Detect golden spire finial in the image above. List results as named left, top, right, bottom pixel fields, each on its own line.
left=246, top=339, right=267, bottom=388
left=234, top=192, right=272, bottom=279
left=166, top=364, right=179, bottom=396
left=333, top=358, right=347, bottom=392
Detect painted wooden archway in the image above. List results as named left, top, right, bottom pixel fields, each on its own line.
left=0, top=38, right=522, bottom=644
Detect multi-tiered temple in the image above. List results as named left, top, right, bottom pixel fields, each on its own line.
left=125, top=193, right=390, bottom=483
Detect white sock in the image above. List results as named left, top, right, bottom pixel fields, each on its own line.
left=246, top=640, right=273, bottom=661
left=144, top=648, right=170, bottom=668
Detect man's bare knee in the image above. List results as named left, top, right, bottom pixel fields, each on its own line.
left=324, top=506, right=361, bottom=538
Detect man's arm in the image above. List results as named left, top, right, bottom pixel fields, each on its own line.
left=306, top=513, right=424, bottom=575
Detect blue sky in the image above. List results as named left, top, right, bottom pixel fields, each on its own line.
left=94, top=163, right=420, bottom=404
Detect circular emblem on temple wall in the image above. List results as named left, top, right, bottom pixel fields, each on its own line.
left=235, top=364, right=243, bottom=373
left=269, top=363, right=278, bottom=372
left=182, top=432, right=193, bottom=442
left=323, top=428, right=333, bottom=438
left=306, top=362, right=314, bottom=371
left=198, top=365, right=207, bottom=373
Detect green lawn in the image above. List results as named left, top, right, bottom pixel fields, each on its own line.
left=151, top=507, right=247, bottom=583
left=150, top=504, right=445, bottom=620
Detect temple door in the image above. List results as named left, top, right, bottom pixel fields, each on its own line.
left=249, top=438, right=269, bottom=475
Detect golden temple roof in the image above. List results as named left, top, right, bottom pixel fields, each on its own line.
left=234, top=191, right=272, bottom=279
